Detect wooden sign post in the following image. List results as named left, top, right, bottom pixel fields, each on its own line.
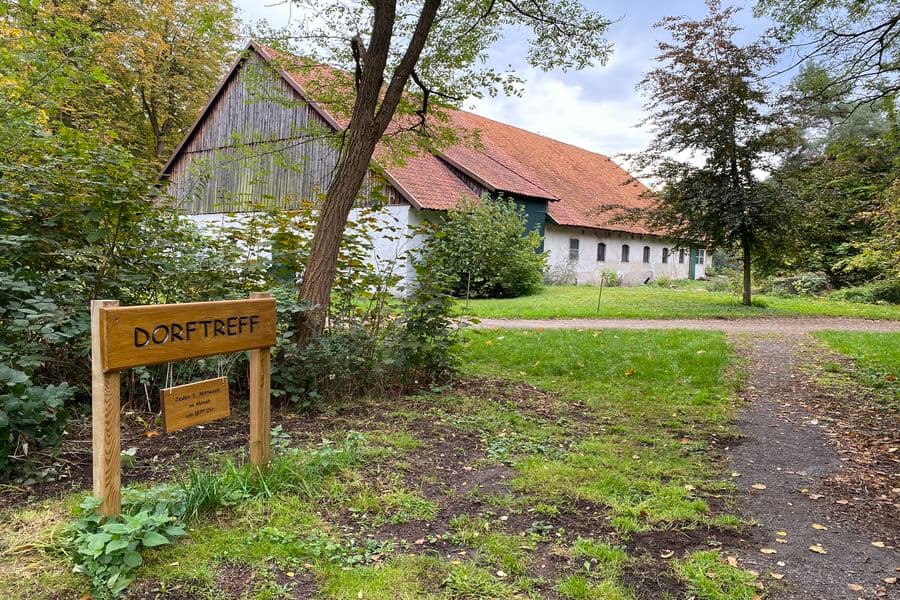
left=90, top=293, right=276, bottom=516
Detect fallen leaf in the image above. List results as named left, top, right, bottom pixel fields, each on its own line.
left=811, top=523, right=828, bottom=530
left=776, top=538, right=788, bottom=544
left=660, top=550, right=675, bottom=559
left=884, top=577, right=897, bottom=584
left=809, top=544, right=827, bottom=554
left=624, top=368, right=635, bottom=377
left=705, top=571, right=717, bottom=579
left=836, top=499, right=849, bottom=505
left=496, top=570, right=507, bottom=578
left=760, top=548, right=777, bottom=554
left=808, top=493, right=824, bottom=500
left=770, top=573, right=784, bottom=580
left=776, top=531, right=788, bottom=536
left=777, top=561, right=786, bottom=567
left=871, top=541, right=886, bottom=548
left=414, top=538, right=425, bottom=545
left=847, top=584, right=864, bottom=592
left=726, top=556, right=739, bottom=567
left=751, top=483, right=767, bottom=490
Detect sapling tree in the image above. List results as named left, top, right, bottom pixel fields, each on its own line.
left=279, top=0, right=614, bottom=341
left=626, top=0, right=795, bottom=305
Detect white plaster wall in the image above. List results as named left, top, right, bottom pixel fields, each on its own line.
left=186, top=205, right=419, bottom=289
left=543, top=223, right=705, bottom=285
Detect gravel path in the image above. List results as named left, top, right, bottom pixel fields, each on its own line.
left=728, top=335, right=898, bottom=599
left=471, top=316, right=900, bottom=334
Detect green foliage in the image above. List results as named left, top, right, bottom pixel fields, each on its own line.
left=769, top=272, right=831, bottom=297
left=64, top=432, right=367, bottom=596
left=67, top=496, right=187, bottom=598
left=673, top=550, right=760, bottom=600
left=423, top=197, right=546, bottom=299
left=626, top=0, right=795, bottom=305
left=830, top=280, right=900, bottom=304
left=0, top=366, right=74, bottom=478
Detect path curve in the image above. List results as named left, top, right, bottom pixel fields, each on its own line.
left=470, top=316, right=900, bottom=334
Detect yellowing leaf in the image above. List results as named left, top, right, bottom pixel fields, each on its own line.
left=811, top=523, right=827, bottom=530
left=809, top=544, right=827, bottom=554
left=776, top=531, right=788, bottom=536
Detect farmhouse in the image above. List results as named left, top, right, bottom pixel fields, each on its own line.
left=163, top=42, right=707, bottom=286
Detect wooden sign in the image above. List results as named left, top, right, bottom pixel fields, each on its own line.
left=90, top=293, right=274, bottom=516
left=99, top=298, right=276, bottom=371
left=161, top=377, right=230, bottom=433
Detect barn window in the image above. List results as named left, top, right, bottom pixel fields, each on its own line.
left=662, top=248, right=669, bottom=263
left=679, top=249, right=686, bottom=264
left=698, top=249, right=705, bottom=265
left=569, top=238, right=579, bottom=260
left=597, top=242, right=606, bottom=261
left=621, top=244, right=630, bottom=262
left=643, top=246, right=651, bottom=263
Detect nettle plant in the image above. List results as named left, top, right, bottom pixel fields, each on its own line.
left=68, top=495, right=187, bottom=598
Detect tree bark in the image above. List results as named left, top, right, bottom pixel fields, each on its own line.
left=294, top=0, right=441, bottom=344
left=741, top=229, right=752, bottom=306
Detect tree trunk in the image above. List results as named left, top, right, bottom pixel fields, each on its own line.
left=294, top=126, right=380, bottom=343
left=741, top=230, right=752, bottom=306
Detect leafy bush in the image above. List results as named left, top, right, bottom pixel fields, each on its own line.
left=68, top=496, right=186, bottom=598
left=830, top=279, right=900, bottom=304
left=769, top=271, right=831, bottom=297
left=0, top=365, right=73, bottom=478
left=423, top=197, right=546, bottom=298
left=600, top=268, right=622, bottom=287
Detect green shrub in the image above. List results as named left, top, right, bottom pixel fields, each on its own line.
left=830, top=280, right=900, bottom=304
left=770, top=271, right=831, bottom=297
left=423, top=196, right=546, bottom=298
left=0, top=365, right=74, bottom=478
left=68, top=496, right=187, bottom=598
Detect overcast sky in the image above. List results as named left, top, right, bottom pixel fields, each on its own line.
left=233, top=1, right=779, bottom=159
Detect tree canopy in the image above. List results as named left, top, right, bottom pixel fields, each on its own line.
left=627, top=0, right=796, bottom=305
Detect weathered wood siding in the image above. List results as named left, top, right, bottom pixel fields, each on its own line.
left=166, top=51, right=406, bottom=214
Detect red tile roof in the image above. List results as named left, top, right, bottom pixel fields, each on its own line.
left=259, top=44, right=659, bottom=234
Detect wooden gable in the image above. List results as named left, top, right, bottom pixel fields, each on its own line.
left=163, top=46, right=407, bottom=214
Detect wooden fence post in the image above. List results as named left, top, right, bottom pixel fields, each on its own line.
left=91, top=299, right=121, bottom=516
left=248, top=292, right=272, bottom=469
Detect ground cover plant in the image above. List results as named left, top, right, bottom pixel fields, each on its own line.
left=0, top=328, right=768, bottom=599
left=458, top=284, right=900, bottom=320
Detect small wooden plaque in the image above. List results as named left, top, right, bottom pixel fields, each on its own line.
left=161, top=377, right=230, bottom=433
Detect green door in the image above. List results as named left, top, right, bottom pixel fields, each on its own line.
left=689, top=247, right=698, bottom=280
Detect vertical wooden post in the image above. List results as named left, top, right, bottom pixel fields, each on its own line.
left=248, top=292, right=272, bottom=469
left=91, top=299, right=121, bottom=516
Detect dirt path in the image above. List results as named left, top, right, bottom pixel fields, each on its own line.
left=471, top=316, right=900, bottom=334
left=728, top=334, right=898, bottom=600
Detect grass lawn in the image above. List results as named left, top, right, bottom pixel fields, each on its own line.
left=457, top=285, right=900, bottom=320
left=0, top=329, right=763, bottom=600
left=814, top=331, right=899, bottom=404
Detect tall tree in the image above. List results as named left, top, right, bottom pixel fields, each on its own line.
left=755, top=0, right=899, bottom=109
left=5, top=0, right=239, bottom=162
left=627, top=0, right=794, bottom=305
left=279, top=0, right=614, bottom=340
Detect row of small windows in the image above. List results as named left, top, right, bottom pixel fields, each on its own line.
left=569, top=239, right=704, bottom=265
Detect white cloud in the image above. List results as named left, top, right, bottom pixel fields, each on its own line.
left=467, top=69, right=652, bottom=158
